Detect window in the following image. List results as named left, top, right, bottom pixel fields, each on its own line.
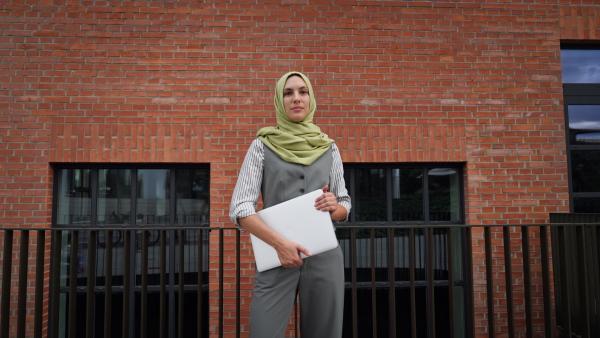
left=562, top=45, right=600, bottom=213
left=54, top=165, right=210, bottom=227
left=344, top=164, right=464, bottom=224
left=52, top=165, right=211, bottom=337
left=339, top=164, right=467, bottom=336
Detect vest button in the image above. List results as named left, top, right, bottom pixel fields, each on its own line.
left=299, top=188, right=305, bottom=193
left=300, top=175, right=305, bottom=179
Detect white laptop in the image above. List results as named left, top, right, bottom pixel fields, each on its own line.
left=250, top=189, right=339, bottom=272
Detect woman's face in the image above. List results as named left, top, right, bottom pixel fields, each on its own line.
left=283, top=75, right=310, bottom=123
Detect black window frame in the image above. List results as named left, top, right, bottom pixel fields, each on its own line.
left=51, top=163, right=211, bottom=228
left=343, top=163, right=465, bottom=225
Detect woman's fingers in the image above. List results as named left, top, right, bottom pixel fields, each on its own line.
left=276, top=240, right=306, bottom=268
left=315, top=187, right=338, bottom=212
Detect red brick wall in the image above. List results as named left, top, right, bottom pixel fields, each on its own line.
left=1, top=0, right=598, bottom=336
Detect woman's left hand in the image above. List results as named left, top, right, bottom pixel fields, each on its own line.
left=315, top=185, right=338, bottom=213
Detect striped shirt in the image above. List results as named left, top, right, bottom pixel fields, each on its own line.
left=229, top=139, right=352, bottom=230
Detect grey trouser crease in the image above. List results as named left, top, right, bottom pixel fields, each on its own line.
left=250, top=245, right=345, bottom=338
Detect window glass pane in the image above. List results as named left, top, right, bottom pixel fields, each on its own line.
left=573, top=197, right=600, bottom=213
left=137, top=169, right=170, bottom=224
left=175, top=169, right=210, bottom=224
left=561, top=49, right=600, bottom=84
left=98, top=169, right=131, bottom=225
left=568, top=105, right=600, bottom=145
left=355, top=169, right=387, bottom=222
left=391, top=169, right=423, bottom=221
left=571, top=150, right=600, bottom=193
left=56, top=169, right=91, bottom=225
left=428, top=168, right=461, bottom=221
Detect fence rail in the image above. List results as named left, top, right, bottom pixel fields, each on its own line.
left=0, top=222, right=598, bottom=337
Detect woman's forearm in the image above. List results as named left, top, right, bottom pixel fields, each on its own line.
left=238, top=214, right=285, bottom=248
left=330, top=204, right=348, bottom=222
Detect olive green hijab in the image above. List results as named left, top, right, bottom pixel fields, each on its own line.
left=257, top=72, right=334, bottom=165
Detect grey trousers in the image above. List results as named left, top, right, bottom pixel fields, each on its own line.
left=250, top=245, right=345, bottom=338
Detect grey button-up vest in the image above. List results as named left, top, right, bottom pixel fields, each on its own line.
left=261, top=145, right=333, bottom=208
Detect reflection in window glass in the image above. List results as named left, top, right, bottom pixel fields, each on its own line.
left=346, top=166, right=463, bottom=223
left=56, top=169, right=92, bottom=225
left=561, top=49, right=600, bottom=84
left=391, top=169, right=423, bottom=221
left=137, top=169, right=170, bottom=224
left=355, top=169, right=387, bottom=222
left=98, top=169, right=131, bottom=224
left=428, top=168, right=461, bottom=221
left=571, top=150, right=600, bottom=193
left=568, top=105, right=600, bottom=145
left=176, top=169, right=210, bottom=224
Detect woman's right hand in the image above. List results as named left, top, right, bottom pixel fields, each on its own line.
left=274, top=239, right=311, bottom=268
left=238, top=214, right=312, bottom=268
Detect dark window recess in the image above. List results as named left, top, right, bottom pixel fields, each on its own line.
left=343, top=165, right=464, bottom=224
left=562, top=45, right=600, bottom=213
left=54, top=166, right=210, bottom=228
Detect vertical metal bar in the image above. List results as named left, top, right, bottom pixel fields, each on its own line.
left=160, top=230, right=167, bottom=338
left=68, top=231, right=79, bottom=338
left=388, top=228, right=396, bottom=338
left=169, top=169, right=177, bottom=338
left=576, top=225, right=590, bottom=337
left=236, top=229, right=241, bottom=338
left=464, top=227, right=475, bottom=338
left=168, top=229, right=176, bottom=338
left=34, top=230, right=46, bottom=338
left=557, top=225, right=572, bottom=336
left=427, top=227, right=436, bottom=338
left=447, top=228, right=455, bottom=338
left=294, top=296, right=299, bottom=336
left=129, top=169, right=137, bottom=338
left=104, top=230, right=113, bottom=338
left=539, top=225, right=553, bottom=337
left=409, top=228, right=417, bottom=338
left=1, top=230, right=13, bottom=338
left=178, top=230, right=185, bottom=338
left=86, top=230, right=97, bottom=338
left=351, top=228, right=358, bottom=338
left=370, top=228, right=377, bottom=338
left=197, top=229, right=203, bottom=338
left=521, top=226, right=533, bottom=338
left=592, top=225, right=600, bottom=338
left=49, top=230, right=62, bottom=338
left=140, top=230, right=148, bottom=338
left=484, top=226, right=495, bottom=336
left=502, top=226, right=515, bottom=338
left=17, top=230, right=29, bottom=338
left=219, top=229, right=224, bottom=338
left=122, top=231, right=132, bottom=338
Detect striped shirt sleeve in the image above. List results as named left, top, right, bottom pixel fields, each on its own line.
left=330, top=143, right=352, bottom=222
left=229, top=140, right=352, bottom=230
left=229, top=139, right=264, bottom=230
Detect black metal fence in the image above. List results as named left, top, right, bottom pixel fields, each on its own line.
left=0, top=222, right=598, bottom=337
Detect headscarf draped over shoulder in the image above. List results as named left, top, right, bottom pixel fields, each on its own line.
left=257, top=71, right=334, bottom=165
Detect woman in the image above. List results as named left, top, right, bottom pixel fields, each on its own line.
left=229, top=71, right=351, bottom=338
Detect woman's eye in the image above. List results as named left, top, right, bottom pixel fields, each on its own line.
left=284, top=92, right=293, bottom=96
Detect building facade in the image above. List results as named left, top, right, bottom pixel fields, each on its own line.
left=1, top=0, right=599, bottom=336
